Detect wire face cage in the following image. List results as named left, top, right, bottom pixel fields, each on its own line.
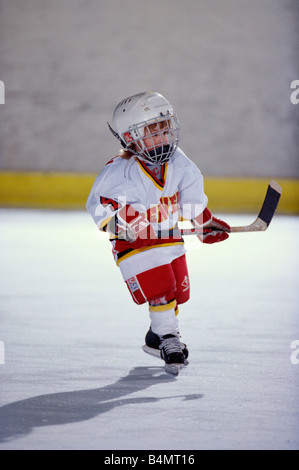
left=124, top=115, right=180, bottom=164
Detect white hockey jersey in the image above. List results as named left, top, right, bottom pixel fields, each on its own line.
left=86, top=147, right=208, bottom=272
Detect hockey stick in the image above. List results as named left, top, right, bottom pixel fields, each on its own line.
left=176, top=180, right=282, bottom=236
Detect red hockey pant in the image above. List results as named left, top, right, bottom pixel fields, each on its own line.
left=125, top=254, right=190, bottom=306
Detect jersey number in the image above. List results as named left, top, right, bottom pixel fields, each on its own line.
left=100, top=196, right=120, bottom=211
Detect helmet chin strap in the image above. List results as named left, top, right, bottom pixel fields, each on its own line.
left=107, top=122, right=127, bottom=148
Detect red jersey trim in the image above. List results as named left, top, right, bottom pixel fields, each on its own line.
left=135, top=158, right=167, bottom=190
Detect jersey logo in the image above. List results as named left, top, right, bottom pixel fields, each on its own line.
left=127, top=276, right=140, bottom=293
left=124, top=132, right=133, bottom=143
left=181, top=275, right=190, bottom=292
left=100, top=196, right=120, bottom=211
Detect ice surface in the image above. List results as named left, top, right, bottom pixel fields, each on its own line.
left=0, top=209, right=298, bottom=450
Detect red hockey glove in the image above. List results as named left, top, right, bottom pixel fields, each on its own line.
left=193, top=208, right=230, bottom=244
left=114, top=205, right=157, bottom=249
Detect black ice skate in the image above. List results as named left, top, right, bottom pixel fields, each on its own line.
left=159, top=334, right=186, bottom=375
left=142, top=328, right=189, bottom=375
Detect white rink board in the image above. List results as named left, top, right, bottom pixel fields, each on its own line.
left=0, top=209, right=298, bottom=450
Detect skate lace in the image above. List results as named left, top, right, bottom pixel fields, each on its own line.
left=159, top=336, right=182, bottom=354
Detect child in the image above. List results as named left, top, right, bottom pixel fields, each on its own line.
left=86, top=91, right=230, bottom=373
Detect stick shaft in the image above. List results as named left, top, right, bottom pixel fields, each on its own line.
left=159, top=180, right=281, bottom=237
left=178, top=217, right=266, bottom=237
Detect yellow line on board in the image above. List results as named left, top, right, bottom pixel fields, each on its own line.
left=204, top=178, right=299, bottom=214
left=0, top=172, right=94, bottom=209
left=0, top=172, right=298, bottom=214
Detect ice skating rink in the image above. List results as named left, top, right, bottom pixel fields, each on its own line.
left=0, top=209, right=298, bottom=450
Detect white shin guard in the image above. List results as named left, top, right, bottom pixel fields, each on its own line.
left=149, top=309, right=179, bottom=337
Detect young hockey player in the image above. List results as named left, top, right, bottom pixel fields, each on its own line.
left=86, top=91, right=230, bottom=374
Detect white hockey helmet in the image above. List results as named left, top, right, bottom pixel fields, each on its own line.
left=108, top=91, right=180, bottom=164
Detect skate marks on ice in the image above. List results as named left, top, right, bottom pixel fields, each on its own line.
left=0, top=367, right=203, bottom=444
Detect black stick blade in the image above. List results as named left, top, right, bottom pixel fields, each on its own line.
left=258, top=180, right=282, bottom=226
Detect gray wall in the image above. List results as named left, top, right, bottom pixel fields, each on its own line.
left=0, top=0, right=298, bottom=177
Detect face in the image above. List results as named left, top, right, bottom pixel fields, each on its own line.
left=141, top=120, right=170, bottom=151
left=126, top=117, right=178, bottom=164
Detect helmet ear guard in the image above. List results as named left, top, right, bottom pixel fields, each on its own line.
left=107, top=122, right=126, bottom=149
left=107, top=122, right=145, bottom=156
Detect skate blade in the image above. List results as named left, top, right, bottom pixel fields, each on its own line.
left=142, top=345, right=189, bottom=366
left=142, top=344, right=161, bottom=358
left=165, top=363, right=183, bottom=376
